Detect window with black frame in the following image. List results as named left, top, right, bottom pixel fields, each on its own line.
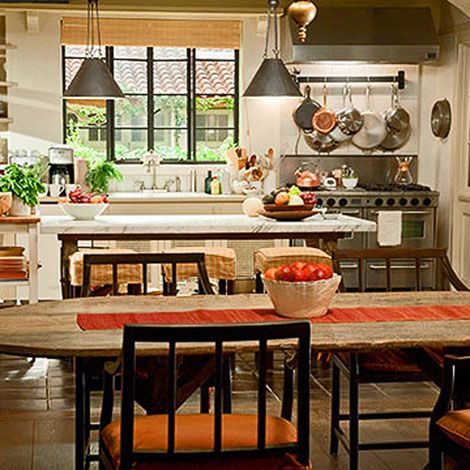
left=62, top=45, right=239, bottom=163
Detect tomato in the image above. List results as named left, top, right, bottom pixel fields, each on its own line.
left=275, top=265, right=296, bottom=282
left=291, top=261, right=307, bottom=271
left=316, top=263, right=333, bottom=279
left=293, top=268, right=309, bottom=282
left=264, top=267, right=278, bottom=280
left=303, top=264, right=320, bottom=281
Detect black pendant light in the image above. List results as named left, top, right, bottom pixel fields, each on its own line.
left=64, top=0, right=124, bottom=99
left=244, top=0, right=301, bottom=97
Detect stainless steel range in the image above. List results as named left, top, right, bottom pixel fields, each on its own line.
left=279, top=154, right=439, bottom=290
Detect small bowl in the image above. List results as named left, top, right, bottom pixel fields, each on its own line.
left=342, top=178, right=359, bottom=190
left=0, top=192, right=12, bottom=216
left=59, top=203, right=108, bottom=220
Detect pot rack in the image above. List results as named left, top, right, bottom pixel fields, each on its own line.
left=294, top=70, right=406, bottom=90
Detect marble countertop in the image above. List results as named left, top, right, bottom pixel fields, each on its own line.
left=40, top=192, right=246, bottom=204
left=40, top=213, right=376, bottom=236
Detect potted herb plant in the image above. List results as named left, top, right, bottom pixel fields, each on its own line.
left=0, top=163, right=46, bottom=216
left=85, top=158, right=123, bottom=194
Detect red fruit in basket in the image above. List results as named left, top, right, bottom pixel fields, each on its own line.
left=303, top=264, right=320, bottom=281
left=291, top=261, right=307, bottom=271
left=293, top=268, right=309, bottom=282
left=275, top=265, right=295, bottom=282
left=264, top=267, right=278, bottom=280
left=315, top=264, right=333, bottom=280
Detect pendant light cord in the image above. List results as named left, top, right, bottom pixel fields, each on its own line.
left=85, top=0, right=103, bottom=59
left=264, top=0, right=280, bottom=59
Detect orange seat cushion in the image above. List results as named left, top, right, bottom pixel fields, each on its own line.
left=101, top=413, right=307, bottom=469
left=437, top=409, right=470, bottom=450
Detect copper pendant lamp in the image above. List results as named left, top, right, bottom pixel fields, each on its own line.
left=244, top=0, right=301, bottom=97
left=287, top=1, right=317, bottom=43
left=64, top=0, right=124, bottom=99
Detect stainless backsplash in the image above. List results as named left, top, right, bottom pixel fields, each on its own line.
left=278, top=154, right=418, bottom=187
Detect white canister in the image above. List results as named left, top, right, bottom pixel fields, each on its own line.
left=10, top=196, right=31, bottom=216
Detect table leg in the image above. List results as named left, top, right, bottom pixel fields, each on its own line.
left=75, top=357, right=86, bottom=470
left=60, top=238, right=78, bottom=300
left=28, top=223, right=39, bottom=304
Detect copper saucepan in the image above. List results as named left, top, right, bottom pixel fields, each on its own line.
left=312, top=83, right=337, bottom=134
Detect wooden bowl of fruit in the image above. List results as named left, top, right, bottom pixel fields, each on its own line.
left=59, top=189, right=109, bottom=220
left=263, top=261, right=341, bottom=318
left=261, top=187, right=319, bottom=221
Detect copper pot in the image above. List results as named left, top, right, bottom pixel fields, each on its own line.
left=295, top=166, right=321, bottom=188
left=312, top=84, right=337, bottom=135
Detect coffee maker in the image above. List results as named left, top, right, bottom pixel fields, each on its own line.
left=48, top=145, right=74, bottom=194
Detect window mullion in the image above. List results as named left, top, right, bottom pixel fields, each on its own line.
left=234, top=49, right=240, bottom=147
left=147, top=47, right=154, bottom=151
left=187, top=48, right=194, bottom=161
left=106, top=46, right=115, bottom=161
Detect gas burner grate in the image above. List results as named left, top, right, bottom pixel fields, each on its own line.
left=358, top=183, right=432, bottom=192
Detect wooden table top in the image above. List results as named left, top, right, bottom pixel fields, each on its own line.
left=0, top=216, right=40, bottom=224
left=1, top=292, right=469, bottom=358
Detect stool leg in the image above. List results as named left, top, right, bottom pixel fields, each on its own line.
left=349, top=353, right=360, bottom=470
left=255, top=272, right=264, bottom=293
left=127, top=283, right=142, bottom=295
left=200, top=383, right=210, bottom=413
left=218, top=279, right=227, bottom=295
left=330, top=361, right=340, bottom=455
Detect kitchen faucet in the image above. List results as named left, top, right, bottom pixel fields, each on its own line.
left=141, top=150, right=162, bottom=190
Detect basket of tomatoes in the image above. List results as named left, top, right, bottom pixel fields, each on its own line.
left=263, top=261, right=341, bottom=318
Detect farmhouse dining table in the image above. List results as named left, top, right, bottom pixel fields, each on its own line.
left=1, top=291, right=470, bottom=469
left=39, top=214, right=376, bottom=298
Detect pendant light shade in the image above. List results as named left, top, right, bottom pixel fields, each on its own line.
left=244, top=58, right=301, bottom=97
left=64, top=58, right=125, bottom=99
left=244, top=0, right=300, bottom=98
left=63, top=0, right=124, bottom=99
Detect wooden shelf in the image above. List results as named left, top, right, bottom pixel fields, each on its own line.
left=0, top=81, right=17, bottom=88
left=0, top=44, right=16, bottom=51
left=0, top=118, right=13, bottom=124
left=0, top=279, right=28, bottom=286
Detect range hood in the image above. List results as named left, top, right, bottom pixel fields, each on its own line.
left=282, top=7, right=439, bottom=64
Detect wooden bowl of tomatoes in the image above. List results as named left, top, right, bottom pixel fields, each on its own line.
left=263, top=262, right=341, bottom=318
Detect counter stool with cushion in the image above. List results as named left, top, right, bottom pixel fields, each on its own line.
left=99, top=321, right=312, bottom=470
left=254, top=246, right=333, bottom=293
left=429, top=354, right=470, bottom=470
left=331, top=247, right=470, bottom=470
left=68, top=248, right=143, bottom=298
left=162, top=246, right=236, bottom=295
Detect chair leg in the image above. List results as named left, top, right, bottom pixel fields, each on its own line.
left=227, top=280, right=235, bottom=295
left=281, top=356, right=295, bottom=422
left=330, top=360, right=340, bottom=455
left=255, top=272, right=264, bottom=293
left=222, top=356, right=232, bottom=414
left=218, top=279, right=227, bottom=295
left=349, top=353, right=360, bottom=470
left=200, top=383, right=210, bottom=413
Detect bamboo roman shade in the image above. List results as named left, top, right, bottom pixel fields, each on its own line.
left=61, top=17, right=241, bottom=49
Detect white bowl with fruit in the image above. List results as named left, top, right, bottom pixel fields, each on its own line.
left=263, top=261, right=341, bottom=318
left=59, top=189, right=109, bottom=220
left=261, top=186, right=319, bottom=221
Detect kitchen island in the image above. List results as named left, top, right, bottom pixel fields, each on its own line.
left=40, top=213, right=376, bottom=298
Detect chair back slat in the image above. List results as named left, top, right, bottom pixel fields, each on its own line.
left=167, top=341, right=177, bottom=454
left=213, top=340, right=223, bottom=452
left=257, top=338, right=267, bottom=449
left=81, top=252, right=215, bottom=297
left=333, top=247, right=469, bottom=292
left=118, top=321, right=311, bottom=466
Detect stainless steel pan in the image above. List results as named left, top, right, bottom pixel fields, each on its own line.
left=352, top=85, right=387, bottom=150
left=330, top=85, right=363, bottom=143
left=384, top=85, right=410, bottom=133
left=381, top=125, right=411, bottom=150
left=304, top=129, right=339, bottom=153
left=293, top=85, right=321, bottom=132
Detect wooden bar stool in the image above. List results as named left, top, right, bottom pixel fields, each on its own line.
left=253, top=246, right=333, bottom=293
left=68, top=248, right=143, bottom=298
left=162, top=246, right=236, bottom=295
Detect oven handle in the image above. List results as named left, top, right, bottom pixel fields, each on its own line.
left=369, top=263, right=432, bottom=270
left=370, top=210, right=431, bottom=216
left=339, top=262, right=359, bottom=269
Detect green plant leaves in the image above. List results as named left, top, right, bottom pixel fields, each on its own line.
left=0, top=163, right=45, bottom=207
left=85, top=159, right=123, bottom=194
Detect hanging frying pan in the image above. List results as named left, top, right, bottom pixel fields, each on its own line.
left=312, top=84, right=337, bottom=134
left=384, top=85, right=410, bottom=133
left=304, top=129, right=339, bottom=153
left=329, top=86, right=352, bottom=143
left=380, top=126, right=412, bottom=150
left=293, top=85, right=321, bottom=133
left=352, top=84, right=387, bottom=150
left=338, top=85, right=364, bottom=135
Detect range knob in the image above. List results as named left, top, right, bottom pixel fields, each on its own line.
left=399, top=198, right=407, bottom=206
left=375, top=198, right=384, bottom=206
left=410, top=198, right=419, bottom=206
left=386, top=198, right=395, bottom=206
left=423, top=197, right=432, bottom=206
left=326, top=198, right=336, bottom=207
left=316, top=198, right=323, bottom=206
left=339, top=198, right=348, bottom=207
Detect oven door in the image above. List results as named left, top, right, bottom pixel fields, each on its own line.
left=366, top=208, right=435, bottom=249
left=337, top=209, right=365, bottom=290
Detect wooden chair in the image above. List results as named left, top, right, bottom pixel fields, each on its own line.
left=99, top=321, right=311, bottom=470
left=82, top=252, right=215, bottom=297
left=77, top=252, right=223, bottom=468
left=330, top=247, right=469, bottom=470
left=429, top=354, right=470, bottom=470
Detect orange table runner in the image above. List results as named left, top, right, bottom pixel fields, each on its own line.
left=77, top=304, right=470, bottom=331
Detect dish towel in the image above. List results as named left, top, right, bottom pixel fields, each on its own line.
left=377, top=211, right=402, bottom=246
